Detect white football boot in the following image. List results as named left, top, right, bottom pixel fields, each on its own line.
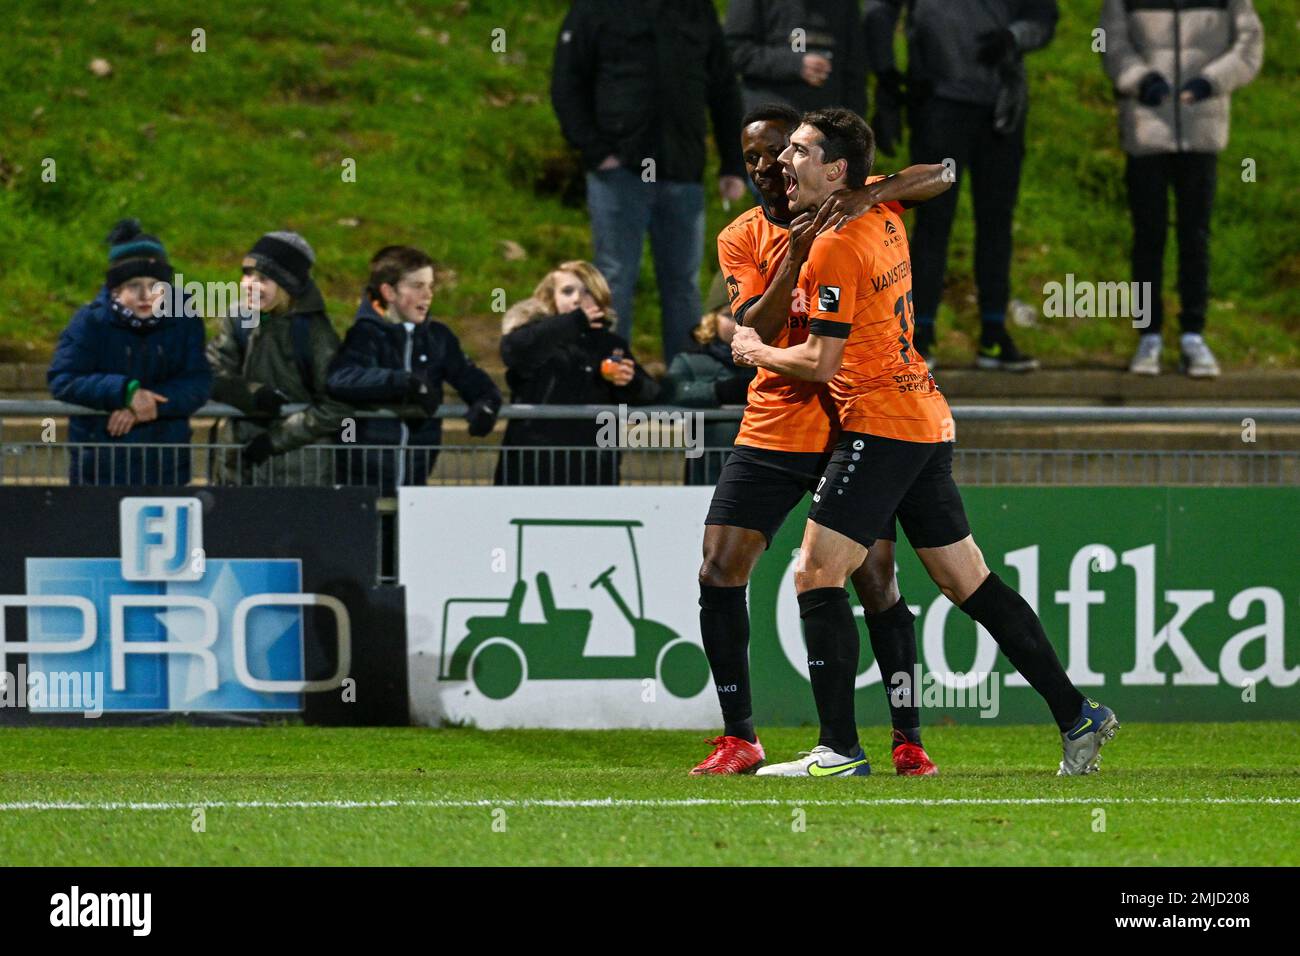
left=755, top=744, right=871, bottom=778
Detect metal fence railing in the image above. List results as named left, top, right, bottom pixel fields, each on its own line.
left=2, top=400, right=1298, bottom=490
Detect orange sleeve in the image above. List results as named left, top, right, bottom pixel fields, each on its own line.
left=803, top=236, right=859, bottom=341
left=717, top=224, right=765, bottom=321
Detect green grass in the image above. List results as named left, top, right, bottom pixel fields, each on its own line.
left=2, top=1, right=1297, bottom=367
left=2, top=723, right=1297, bottom=865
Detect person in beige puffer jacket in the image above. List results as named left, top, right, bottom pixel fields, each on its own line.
left=1100, top=0, right=1263, bottom=378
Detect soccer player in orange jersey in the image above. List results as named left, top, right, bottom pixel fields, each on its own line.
left=691, top=104, right=951, bottom=778
left=733, top=109, right=1119, bottom=778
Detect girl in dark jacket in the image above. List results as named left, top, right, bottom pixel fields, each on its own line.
left=47, top=219, right=211, bottom=485
left=495, top=260, right=658, bottom=485
left=326, top=245, right=501, bottom=494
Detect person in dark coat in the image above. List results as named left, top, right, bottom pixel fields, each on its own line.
left=866, top=0, right=1059, bottom=372
left=495, top=260, right=659, bottom=486
left=47, top=219, right=211, bottom=486
left=724, top=0, right=869, bottom=117
left=326, top=245, right=501, bottom=494
left=207, top=231, right=349, bottom=486
left=551, top=0, right=746, bottom=362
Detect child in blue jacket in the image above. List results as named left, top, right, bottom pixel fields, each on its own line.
left=47, top=219, right=211, bottom=485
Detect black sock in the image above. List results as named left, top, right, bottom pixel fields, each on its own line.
left=797, top=587, right=861, bottom=755
left=863, top=597, right=921, bottom=745
left=959, top=572, right=1085, bottom=731
left=699, top=583, right=755, bottom=742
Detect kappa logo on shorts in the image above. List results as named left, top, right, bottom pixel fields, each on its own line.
left=852, top=439, right=865, bottom=451
left=818, top=285, right=841, bottom=312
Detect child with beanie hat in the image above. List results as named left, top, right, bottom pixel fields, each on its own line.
left=207, top=230, right=349, bottom=486
left=47, top=218, right=211, bottom=485
left=244, top=231, right=316, bottom=300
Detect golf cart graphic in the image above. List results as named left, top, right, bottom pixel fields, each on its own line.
left=439, top=519, right=709, bottom=700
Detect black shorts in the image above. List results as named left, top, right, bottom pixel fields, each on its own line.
left=706, top=445, right=897, bottom=548
left=807, top=432, right=970, bottom=550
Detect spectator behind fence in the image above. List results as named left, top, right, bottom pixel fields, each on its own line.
left=496, top=260, right=659, bottom=486
left=48, top=219, right=211, bottom=486
left=551, top=0, right=746, bottom=363
left=660, top=273, right=754, bottom=486
left=724, top=0, right=868, bottom=118
left=325, top=245, right=501, bottom=494
left=207, top=231, right=348, bottom=485
left=866, top=0, right=1058, bottom=372
left=1101, top=0, right=1263, bottom=379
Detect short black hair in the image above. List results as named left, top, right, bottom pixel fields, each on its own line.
left=742, top=102, right=800, bottom=131
left=367, top=245, right=434, bottom=302
left=800, top=108, right=875, bottom=185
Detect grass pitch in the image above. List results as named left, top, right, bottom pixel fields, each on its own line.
left=1, top=722, right=1297, bottom=866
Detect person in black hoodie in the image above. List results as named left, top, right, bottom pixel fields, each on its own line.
left=496, top=260, right=659, bottom=485
left=326, top=245, right=501, bottom=494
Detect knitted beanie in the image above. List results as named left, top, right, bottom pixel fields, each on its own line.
left=105, top=218, right=172, bottom=289
left=247, top=231, right=315, bottom=297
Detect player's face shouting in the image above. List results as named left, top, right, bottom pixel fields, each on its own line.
left=778, top=124, right=833, bottom=216
left=742, top=120, right=794, bottom=216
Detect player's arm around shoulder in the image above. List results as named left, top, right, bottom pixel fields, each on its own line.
left=730, top=232, right=850, bottom=384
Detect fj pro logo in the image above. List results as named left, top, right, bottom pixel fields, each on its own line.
left=120, top=498, right=202, bottom=582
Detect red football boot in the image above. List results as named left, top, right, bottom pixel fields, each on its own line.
left=689, top=735, right=766, bottom=775
left=891, top=738, right=939, bottom=777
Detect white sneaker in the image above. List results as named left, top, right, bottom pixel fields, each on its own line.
left=1180, top=334, right=1221, bottom=378
left=754, top=744, right=871, bottom=778
left=1128, top=334, right=1162, bottom=376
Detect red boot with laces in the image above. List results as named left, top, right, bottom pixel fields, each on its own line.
left=689, top=735, right=766, bottom=775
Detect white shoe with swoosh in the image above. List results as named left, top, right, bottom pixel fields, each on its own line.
left=755, top=744, right=871, bottom=778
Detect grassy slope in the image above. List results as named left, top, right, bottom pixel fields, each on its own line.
left=1, top=723, right=1297, bottom=865
left=1, top=1, right=1296, bottom=368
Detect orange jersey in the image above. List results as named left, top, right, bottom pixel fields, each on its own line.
left=800, top=205, right=952, bottom=443
left=718, top=204, right=835, bottom=454
left=717, top=179, right=908, bottom=453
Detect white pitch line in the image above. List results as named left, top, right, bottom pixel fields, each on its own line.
left=0, top=797, right=1297, bottom=812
